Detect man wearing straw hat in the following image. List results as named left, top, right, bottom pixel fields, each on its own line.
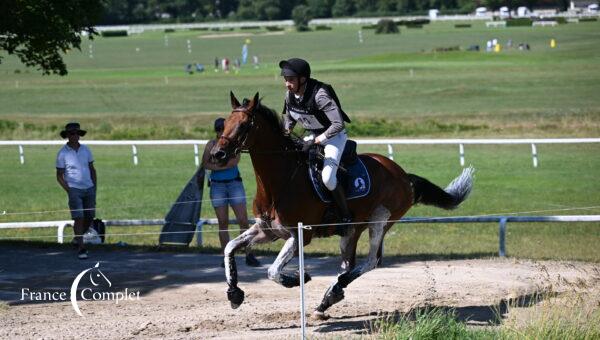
left=56, top=122, right=97, bottom=259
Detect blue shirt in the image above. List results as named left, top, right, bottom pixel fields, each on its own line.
left=56, top=144, right=95, bottom=189
left=210, top=166, right=240, bottom=181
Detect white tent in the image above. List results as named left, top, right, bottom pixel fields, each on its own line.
left=517, top=6, right=531, bottom=17
left=475, top=7, right=488, bottom=16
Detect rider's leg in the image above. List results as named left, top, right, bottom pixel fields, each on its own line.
left=322, top=132, right=352, bottom=224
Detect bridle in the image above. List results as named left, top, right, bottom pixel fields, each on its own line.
left=218, top=106, right=256, bottom=157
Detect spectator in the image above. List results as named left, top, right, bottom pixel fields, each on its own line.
left=222, top=58, right=230, bottom=73
left=56, top=122, right=97, bottom=260
left=214, top=57, right=219, bottom=72
left=200, top=118, right=260, bottom=267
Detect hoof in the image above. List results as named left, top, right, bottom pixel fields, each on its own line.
left=227, top=287, right=245, bottom=309
left=312, top=310, right=330, bottom=321
left=280, top=271, right=312, bottom=288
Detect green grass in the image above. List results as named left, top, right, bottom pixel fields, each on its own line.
left=371, top=308, right=495, bottom=339
left=1, top=144, right=598, bottom=261
left=372, top=292, right=600, bottom=339
left=0, top=21, right=599, bottom=139
left=0, top=21, right=599, bottom=261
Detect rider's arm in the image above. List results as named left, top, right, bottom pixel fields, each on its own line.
left=282, top=96, right=296, bottom=134
left=314, top=88, right=344, bottom=144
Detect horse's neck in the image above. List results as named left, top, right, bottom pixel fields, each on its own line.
left=248, top=126, right=296, bottom=202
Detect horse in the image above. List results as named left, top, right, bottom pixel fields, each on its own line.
left=211, top=92, right=474, bottom=319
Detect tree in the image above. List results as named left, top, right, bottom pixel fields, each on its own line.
left=307, top=0, right=335, bottom=18
left=292, top=5, right=313, bottom=31
left=0, top=0, right=104, bottom=76
left=332, top=0, right=356, bottom=16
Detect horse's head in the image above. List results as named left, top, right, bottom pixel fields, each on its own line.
left=210, top=91, right=259, bottom=164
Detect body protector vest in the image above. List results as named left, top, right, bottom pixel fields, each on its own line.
left=284, top=79, right=351, bottom=135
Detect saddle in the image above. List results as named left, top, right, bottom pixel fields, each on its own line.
left=307, top=139, right=371, bottom=203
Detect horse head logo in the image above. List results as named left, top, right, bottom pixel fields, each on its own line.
left=354, top=178, right=366, bottom=191
left=70, top=262, right=111, bottom=316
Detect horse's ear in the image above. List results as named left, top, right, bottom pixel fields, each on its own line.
left=247, top=92, right=260, bottom=113
left=230, top=91, right=241, bottom=109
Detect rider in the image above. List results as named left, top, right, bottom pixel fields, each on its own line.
left=279, top=58, right=353, bottom=226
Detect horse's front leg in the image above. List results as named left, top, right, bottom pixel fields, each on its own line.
left=224, top=223, right=260, bottom=309
left=314, top=206, right=391, bottom=319
left=267, top=234, right=312, bottom=288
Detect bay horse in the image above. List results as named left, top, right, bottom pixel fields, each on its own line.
left=211, top=92, right=474, bottom=319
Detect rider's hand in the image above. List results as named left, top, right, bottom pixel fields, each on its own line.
left=302, top=139, right=315, bottom=152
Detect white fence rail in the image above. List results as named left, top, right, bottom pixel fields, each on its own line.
left=2, top=138, right=599, bottom=167
left=1, top=215, right=599, bottom=257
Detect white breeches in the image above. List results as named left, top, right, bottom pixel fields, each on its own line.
left=307, top=130, right=347, bottom=191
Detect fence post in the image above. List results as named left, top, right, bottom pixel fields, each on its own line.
left=459, top=144, right=465, bottom=167
left=196, top=219, right=204, bottom=247
left=132, top=145, right=138, bottom=165
left=18, top=145, right=24, bottom=164
left=298, top=222, right=307, bottom=340
left=57, top=222, right=69, bottom=244
left=387, top=144, right=394, bottom=160
left=531, top=143, right=538, bottom=168
left=194, top=144, right=200, bottom=167
left=499, top=217, right=507, bottom=257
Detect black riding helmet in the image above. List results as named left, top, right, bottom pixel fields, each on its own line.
left=279, top=58, right=311, bottom=79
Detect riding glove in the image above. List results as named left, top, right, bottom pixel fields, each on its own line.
left=302, top=139, right=315, bottom=152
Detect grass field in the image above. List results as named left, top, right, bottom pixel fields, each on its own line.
left=0, top=20, right=599, bottom=261
left=0, top=21, right=599, bottom=139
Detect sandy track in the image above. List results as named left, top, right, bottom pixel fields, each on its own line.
left=1, top=245, right=599, bottom=339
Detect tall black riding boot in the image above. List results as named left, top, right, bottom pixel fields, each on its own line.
left=330, top=184, right=353, bottom=235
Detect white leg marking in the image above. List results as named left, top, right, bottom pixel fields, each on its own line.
left=224, top=223, right=259, bottom=285
left=267, top=237, right=297, bottom=283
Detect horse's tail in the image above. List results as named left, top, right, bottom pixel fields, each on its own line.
left=408, top=166, right=474, bottom=210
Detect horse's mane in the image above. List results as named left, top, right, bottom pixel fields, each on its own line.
left=243, top=97, right=302, bottom=150
left=243, top=97, right=283, bottom=131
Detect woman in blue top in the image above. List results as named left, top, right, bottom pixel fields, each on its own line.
left=201, top=118, right=260, bottom=267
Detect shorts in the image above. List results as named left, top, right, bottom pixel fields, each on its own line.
left=68, top=187, right=96, bottom=219
left=209, top=180, right=246, bottom=208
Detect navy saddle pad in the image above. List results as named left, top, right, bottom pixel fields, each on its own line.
left=308, top=143, right=371, bottom=203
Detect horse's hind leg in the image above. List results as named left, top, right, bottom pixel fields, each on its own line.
left=314, top=205, right=391, bottom=319
left=267, top=233, right=312, bottom=288
left=225, top=220, right=270, bottom=309
left=339, top=226, right=359, bottom=271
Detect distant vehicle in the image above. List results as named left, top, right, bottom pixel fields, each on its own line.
left=475, top=7, right=488, bottom=16
left=517, top=6, right=531, bottom=17
left=589, top=4, right=599, bottom=13
left=499, top=6, right=510, bottom=18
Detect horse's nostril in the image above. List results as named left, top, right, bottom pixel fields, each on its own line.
left=215, top=150, right=226, bottom=160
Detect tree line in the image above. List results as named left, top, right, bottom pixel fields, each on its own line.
left=100, top=0, right=571, bottom=25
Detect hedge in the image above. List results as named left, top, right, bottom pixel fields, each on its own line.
left=101, top=30, right=128, bottom=37
left=506, top=18, right=533, bottom=27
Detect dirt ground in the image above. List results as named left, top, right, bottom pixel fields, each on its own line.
left=1, top=244, right=599, bottom=339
